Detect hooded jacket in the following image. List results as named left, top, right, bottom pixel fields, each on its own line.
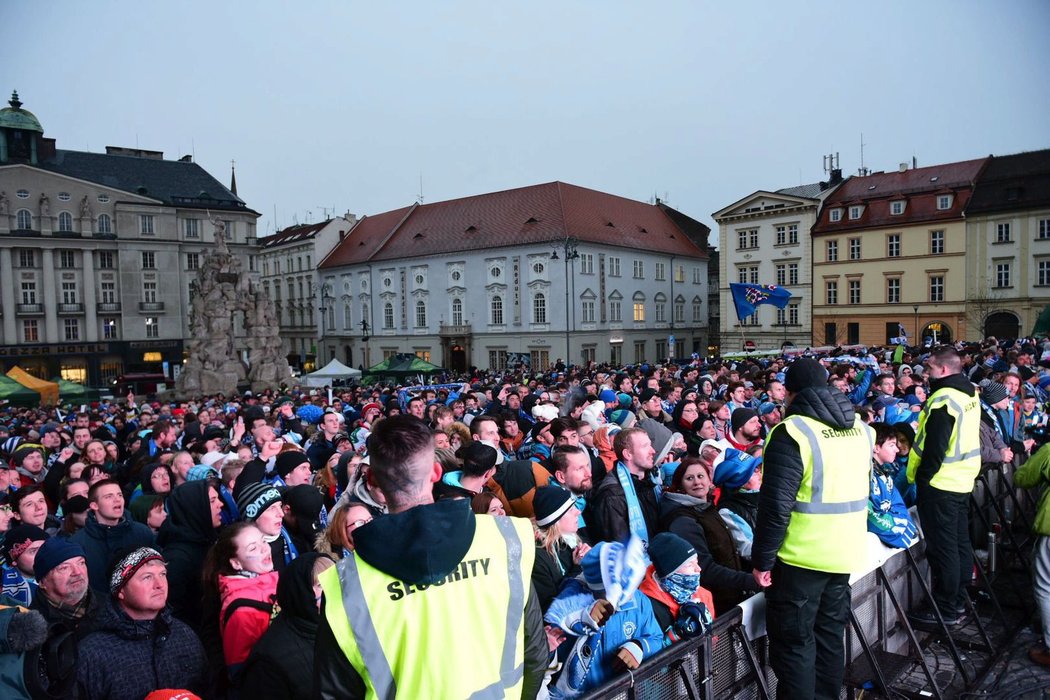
left=313, top=498, right=548, bottom=700
left=157, top=480, right=218, bottom=632
left=751, top=383, right=857, bottom=572
left=70, top=512, right=155, bottom=593
left=76, top=598, right=206, bottom=700
left=240, top=553, right=330, bottom=700
left=218, top=571, right=279, bottom=675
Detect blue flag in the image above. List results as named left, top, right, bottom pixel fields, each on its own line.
left=730, top=283, right=792, bottom=320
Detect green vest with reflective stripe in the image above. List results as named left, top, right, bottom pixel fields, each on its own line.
left=906, top=385, right=981, bottom=493
left=319, top=514, right=534, bottom=700
left=771, top=415, right=874, bottom=574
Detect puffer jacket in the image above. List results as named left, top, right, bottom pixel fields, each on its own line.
left=76, top=598, right=206, bottom=700
left=218, top=571, right=278, bottom=676
left=70, top=512, right=155, bottom=593
left=750, top=384, right=856, bottom=572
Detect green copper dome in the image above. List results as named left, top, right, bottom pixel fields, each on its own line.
left=0, top=91, right=44, bottom=133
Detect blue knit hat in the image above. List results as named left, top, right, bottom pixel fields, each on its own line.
left=34, top=537, right=86, bottom=581
left=582, top=543, right=612, bottom=591
left=712, top=448, right=761, bottom=490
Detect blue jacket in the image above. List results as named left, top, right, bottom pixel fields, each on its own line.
left=848, top=369, right=875, bottom=406
left=545, top=578, right=663, bottom=693
left=71, top=512, right=155, bottom=593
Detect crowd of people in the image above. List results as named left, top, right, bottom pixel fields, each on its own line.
left=0, top=335, right=1049, bottom=698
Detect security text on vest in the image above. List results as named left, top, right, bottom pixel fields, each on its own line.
left=386, top=558, right=491, bottom=601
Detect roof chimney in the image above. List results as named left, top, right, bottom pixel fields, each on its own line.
left=899, top=162, right=908, bottom=173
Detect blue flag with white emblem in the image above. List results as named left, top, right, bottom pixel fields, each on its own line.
left=729, top=283, right=792, bottom=320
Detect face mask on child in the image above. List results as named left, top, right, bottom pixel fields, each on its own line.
left=661, top=572, right=701, bottom=604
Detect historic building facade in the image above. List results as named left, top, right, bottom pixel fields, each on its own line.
left=964, top=149, right=1050, bottom=340
left=811, top=158, right=987, bottom=347
left=318, top=182, right=711, bottom=372
left=0, top=91, right=259, bottom=387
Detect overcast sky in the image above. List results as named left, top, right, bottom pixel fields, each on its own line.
left=5, top=1, right=1049, bottom=244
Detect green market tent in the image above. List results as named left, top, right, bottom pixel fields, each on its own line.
left=53, top=378, right=101, bottom=403
left=0, top=374, right=41, bottom=406
left=1032, top=304, right=1050, bottom=337
left=363, top=353, right=446, bottom=383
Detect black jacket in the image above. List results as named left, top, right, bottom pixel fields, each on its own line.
left=156, top=480, right=218, bottom=632
left=70, top=511, right=155, bottom=593
left=590, top=465, right=660, bottom=544
left=241, top=553, right=330, bottom=700
left=532, top=542, right=579, bottom=612
left=912, top=373, right=976, bottom=486
left=313, top=499, right=547, bottom=700
left=751, top=384, right=855, bottom=572
left=76, top=599, right=206, bottom=700
left=659, top=494, right=759, bottom=614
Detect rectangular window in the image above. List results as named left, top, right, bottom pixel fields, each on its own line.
left=776, top=225, right=787, bottom=245
left=1038, top=260, right=1050, bottom=286
left=937, top=195, right=953, bottom=210
left=582, top=300, right=595, bottom=323
left=849, top=238, right=861, bottom=260
left=634, top=341, right=646, bottom=364
left=609, top=300, right=622, bottom=322
left=930, top=276, right=944, bottom=302
left=186, top=253, right=200, bottom=271
left=102, top=318, right=118, bottom=340
left=997, top=222, right=1011, bottom=243
left=788, top=263, right=798, bottom=285
left=827, top=240, right=838, bottom=262
left=674, top=300, right=684, bottom=323
left=655, top=340, right=667, bottom=359
left=737, top=230, right=748, bottom=249
left=692, top=300, right=702, bottom=322
left=184, top=218, right=199, bottom=238
left=21, top=282, right=36, bottom=304
left=886, top=278, right=901, bottom=303
left=789, top=301, right=799, bottom=325
left=848, top=279, right=861, bottom=305
left=824, top=322, right=837, bottom=345
left=749, top=266, right=759, bottom=284
left=849, top=205, right=863, bottom=220
left=143, top=282, right=158, bottom=303
left=830, top=208, right=843, bottom=222
left=18, top=250, right=35, bottom=268
left=101, top=282, right=116, bottom=304
left=655, top=302, right=666, bottom=323
left=61, top=282, right=77, bottom=304
left=579, top=254, right=594, bottom=275
left=775, top=264, right=786, bottom=286
left=738, top=267, right=749, bottom=284
left=776, top=306, right=785, bottom=325
left=655, top=262, right=666, bottom=281
left=23, top=320, right=38, bottom=343
left=890, top=201, right=905, bottom=216
left=59, top=251, right=75, bottom=268
left=223, top=221, right=234, bottom=239
left=887, top=234, right=900, bottom=257
left=145, top=317, right=159, bottom=339
left=749, top=229, right=759, bottom=249
left=826, top=280, right=838, bottom=305
left=1039, top=219, right=1050, bottom=240
left=633, top=261, right=643, bottom=278
left=633, top=302, right=645, bottom=322
left=63, top=318, right=80, bottom=341
left=692, top=267, right=702, bottom=284
left=98, top=251, right=115, bottom=269
left=610, top=344, right=621, bottom=366
left=674, top=265, right=685, bottom=283
left=930, top=230, right=945, bottom=255
left=140, top=215, right=154, bottom=235
left=488, top=350, right=503, bottom=372
left=995, top=262, right=1011, bottom=288
left=141, top=252, right=156, bottom=269
left=609, top=257, right=621, bottom=277
left=847, top=322, right=860, bottom=345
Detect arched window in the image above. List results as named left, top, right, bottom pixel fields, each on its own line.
left=383, top=303, right=394, bottom=329
left=491, top=296, right=504, bottom=325
left=533, top=293, right=547, bottom=324
left=343, top=304, right=352, bottom=330
left=415, top=300, right=427, bottom=327
left=16, top=209, right=32, bottom=230
left=97, top=214, right=112, bottom=234
left=451, top=298, right=463, bottom=325
left=58, top=212, right=73, bottom=232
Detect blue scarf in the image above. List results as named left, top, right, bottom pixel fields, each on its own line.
left=615, top=462, right=649, bottom=544
left=661, top=572, right=701, bottom=604
left=279, top=526, right=299, bottom=566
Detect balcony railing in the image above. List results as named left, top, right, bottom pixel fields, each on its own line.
left=57, top=303, right=84, bottom=314
left=97, top=302, right=121, bottom=313
left=138, top=301, right=165, bottom=313
left=16, top=303, right=45, bottom=315
left=439, top=323, right=473, bottom=336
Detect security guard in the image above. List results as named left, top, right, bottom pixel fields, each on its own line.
left=906, top=346, right=980, bottom=627
left=313, top=415, right=548, bottom=699
left=752, top=357, right=874, bottom=700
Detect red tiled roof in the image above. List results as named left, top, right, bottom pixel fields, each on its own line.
left=813, top=158, right=988, bottom=234
left=319, top=182, right=708, bottom=268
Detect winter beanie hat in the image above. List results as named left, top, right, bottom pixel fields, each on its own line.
left=236, top=483, right=283, bottom=522
left=110, top=547, right=165, bottom=595
left=33, top=537, right=85, bottom=582
left=784, top=358, right=828, bottom=393
left=649, top=532, right=697, bottom=578
left=981, top=381, right=1008, bottom=405
left=533, top=486, right=575, bottom=528
left=2, top=524, right=48, bottom=564
left=730, top=408, right=758, bottom=435
left=274, top=451, right=310, bottom=479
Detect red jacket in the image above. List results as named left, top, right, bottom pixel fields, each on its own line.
left=219, top=571, right=278, bottom=670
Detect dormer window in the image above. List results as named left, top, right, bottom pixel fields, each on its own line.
left=829, top=208, right=843, bottom=223
left=890, top=200, right=905, bottom=216
left=848, top=205, right=864, bottom=220
left=937, top=194, right=953, bottom=210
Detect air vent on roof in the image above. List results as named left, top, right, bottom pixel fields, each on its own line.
left=639, top=227, right=648, bottom=233
left=930, top=176, right=939, bottom=182
left=466, top=225, right=478, bottom=233
left=868, top=185, right=876, bottom=190
left=414, top=233, right=424, bottom=239
left=136, top=186, right=148, bottom=195
left=359, top=241, right=366, bottom=246
left=525, top=217, right=539, bottom=224
left=605, top=222, right=615, bottom=227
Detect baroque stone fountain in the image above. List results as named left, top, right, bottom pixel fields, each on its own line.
left=177, top=218, right=291, bottom=395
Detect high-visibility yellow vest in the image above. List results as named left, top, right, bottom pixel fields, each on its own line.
left=769, top=415, right=874, bottom=574
left=906, top=385, right=981, bottom=493
left=319, top=514, right=535, bottom=700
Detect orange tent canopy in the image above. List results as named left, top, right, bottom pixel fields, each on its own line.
left=6, top=366, right=59, bottom=406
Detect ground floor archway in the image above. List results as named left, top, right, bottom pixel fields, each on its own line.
left=922, top=321, right=953, bottom=345
left=983, top=311, right=1020, bottom=340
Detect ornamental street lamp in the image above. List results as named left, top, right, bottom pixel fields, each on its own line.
left=550, top=237, right=580, bottom=365
left=317, top=283, right=333, bottom=364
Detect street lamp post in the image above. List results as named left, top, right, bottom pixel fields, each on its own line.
left=550, top=237, right=579, bottom=366
left=318, top=283, right=333, bottom=365
left=913, top=304, right=919, bottom=344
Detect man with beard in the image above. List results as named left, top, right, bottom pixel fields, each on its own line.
left=726, top=408, right=763, bottom=452
left=591, top=427, right=660, bottom=544
left=550, top=445, right=595, bottom=542
left=31, top=536, right=101, bottom=652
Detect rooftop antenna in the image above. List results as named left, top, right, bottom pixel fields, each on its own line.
left=191, top=138, right=196, bottom=161
left=417, top=173, right=424, bottom=204
left=822, top=152, right=840, bottom=173
left=859, top=133, right=867, bottom=176
left=273, top=204, right=278, bottom=232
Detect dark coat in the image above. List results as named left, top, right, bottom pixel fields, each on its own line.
left=70, top=512, right=155, bottom=593
left=76, top=598, right=206, bottom=700
left=240, top=553, right=330, bottom=700
left=532, top=542, right=579, bottom=612
left=156, top=480, right=218, bottom=632
left=590, top=465, right=660, bottom=544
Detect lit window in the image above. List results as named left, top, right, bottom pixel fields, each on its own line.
left=633, top=303, right=645, bottom=322
left=145, top=317, right=159, bottom=339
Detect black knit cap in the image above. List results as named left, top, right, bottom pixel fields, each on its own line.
left=274, top=451, right=310, bottom=478
left=730, top=407, right=758, bottom=434
left=784, top=358, right=828, bottom=393
left=649, top=532, right=697, bottom=578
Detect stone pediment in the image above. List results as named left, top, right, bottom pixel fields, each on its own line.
left=713, top=191, right=816, bottom=221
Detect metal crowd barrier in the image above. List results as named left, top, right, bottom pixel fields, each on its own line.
left=580, top=459, right=1036, bottom=699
